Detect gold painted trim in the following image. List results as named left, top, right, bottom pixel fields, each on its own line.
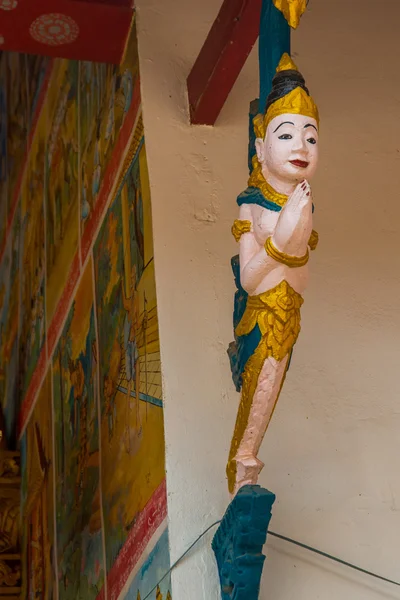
left=273, top=0, right=307, bottom=29
left=232, top=219, right=252, bottom=242
left=248, top=155, right=288, bottom=207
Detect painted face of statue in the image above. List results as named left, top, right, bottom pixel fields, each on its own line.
left=256, top=112, right=319, bottom=187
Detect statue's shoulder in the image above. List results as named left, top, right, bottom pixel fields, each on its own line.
left=236, top=187, right=282, bottom=212
left=237, top=186, right=263, bottom=206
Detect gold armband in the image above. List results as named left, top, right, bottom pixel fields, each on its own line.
left=308, top=229, right=319, bottom=251
left=232, top=219, right=251, bottom=242
left=265, top=236, right=309, bottom=268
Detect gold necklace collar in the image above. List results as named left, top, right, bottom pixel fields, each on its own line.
left=248, top=155, right=288, bottom=207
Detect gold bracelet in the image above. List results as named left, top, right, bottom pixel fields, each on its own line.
left=265, top=236, right=309, bottom=268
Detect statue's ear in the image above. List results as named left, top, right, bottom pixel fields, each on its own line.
left=255, top=137, right=265, bottom=163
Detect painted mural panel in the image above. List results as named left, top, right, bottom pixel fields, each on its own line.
left=80, top=19, right=139, bottom=235
left=6, top=52, right=28, bottom=216
left=46, top=59, right=80, bottom=326
left=94, top=136, right=166, bottom=583
left=1, top=19, right=171, bottom=600
left=126, top=527, right=172, bottom=600
left=21, top=370, right=56, bottom=599
left=0, top=201, right=20, bottom=444
left=53, top=258, right=105, bottom=599
left=19, top=105, right=46, bottom=399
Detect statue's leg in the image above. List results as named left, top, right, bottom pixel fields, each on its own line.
left=228, top=354, right=289, bottom=495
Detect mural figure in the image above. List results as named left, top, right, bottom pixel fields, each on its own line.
left=104, top=68, right=117, bottom=157
left=0, top=208, right=20, bottom=444
left=227, top=53, right=320, bottom=495
left=21, top=374, right=55, bottom=600
left=47, top=77, right=79, bottom=241
left=20, top=129, right=46, bottom=398
left=80, top=61, right=107, bottom=221
left=53, top=261, right=104, bottom=600
left=6, top=53, right=28, bottom=209
left=46, top=60, right=79, bottom=325
left=81, top=161, right=90, bottom=220
left=116, top=69, right=134, bottom=117
left=103, top=337, right=121, bottom=442
left=92, top=120, right=102, bottom=201
left=68, top=357, right=90, bottom=507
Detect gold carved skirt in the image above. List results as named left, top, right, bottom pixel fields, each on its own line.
left=227, top=280, right=304, bottom=492
left=235, top=279, right=303, bottom=362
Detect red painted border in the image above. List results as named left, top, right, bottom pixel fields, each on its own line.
left=47, top=251, right=81, bottom=357
left=96, top=588, right=105, bottom=600
left=18, top=344, right=47, bottom=434
left=106, top=479, right=167, bottom=600
left=81, top=75, right=141, bottom=262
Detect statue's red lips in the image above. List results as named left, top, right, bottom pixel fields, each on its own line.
left=290, top=159, right=309, bottom=168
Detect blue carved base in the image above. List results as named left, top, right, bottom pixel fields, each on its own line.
left=212, top=485, right=276, bottom=600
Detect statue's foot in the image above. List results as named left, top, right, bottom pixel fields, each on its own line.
left=234, top=455, right=264, bottom=496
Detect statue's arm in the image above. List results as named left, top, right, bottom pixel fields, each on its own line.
left=272, top=181, right=313, bottom=256
left=239, top=182, right=313, bottom=294
left=239, top=204, right=279, bottom=295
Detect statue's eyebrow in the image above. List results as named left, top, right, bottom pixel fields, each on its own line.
left=304, top=123, right=318, bottom=131
left=273, top=121, right=294, bottom=132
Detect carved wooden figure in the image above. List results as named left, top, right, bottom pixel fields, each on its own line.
left=227, top=53, right=319, bottom=495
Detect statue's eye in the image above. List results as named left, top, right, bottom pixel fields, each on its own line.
left=307, top=137, right=317, bottom=145
left=278, top=134, right=292, bottom=140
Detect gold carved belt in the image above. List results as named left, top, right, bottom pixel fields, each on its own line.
left=236, top=279, right=303, bottom=362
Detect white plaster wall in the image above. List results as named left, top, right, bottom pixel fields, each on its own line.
left=135, top=1, right=400, bottom=598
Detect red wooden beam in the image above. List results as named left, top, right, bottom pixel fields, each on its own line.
left=187, top=0, right=262, bottom=125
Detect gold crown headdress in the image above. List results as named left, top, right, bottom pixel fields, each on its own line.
left=254, top=53, right=319, bottom=139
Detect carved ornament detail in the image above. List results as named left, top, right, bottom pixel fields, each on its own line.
left=272, top=0, right=307, bottom=29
